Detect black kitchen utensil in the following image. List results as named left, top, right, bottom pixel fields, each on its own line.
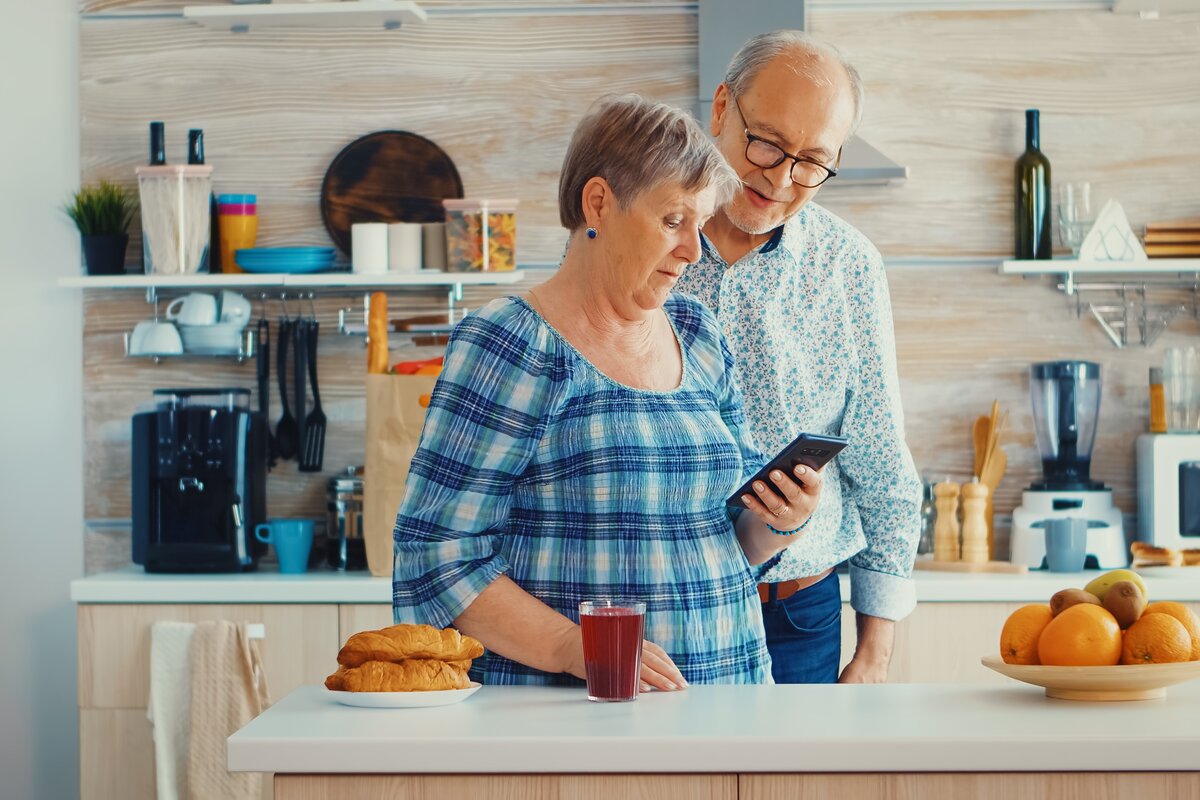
left=292, top=316, right=308, bottom=460
left=319, top=130, right=464, bottom=255
left=299, top=320, right=326, bottom=473
left=256, top=317, right=277, bottom=469
left=274, top=317, right=298, bottom=461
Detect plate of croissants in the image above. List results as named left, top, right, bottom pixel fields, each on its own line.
left=324, top=623, right=485, bottom=708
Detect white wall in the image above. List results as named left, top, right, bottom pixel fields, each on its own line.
left=0, top=1, right=83, bottom=798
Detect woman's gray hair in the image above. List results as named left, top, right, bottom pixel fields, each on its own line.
left=558, top=94, right=740, bottom=231
left=724, top=31, right=865, bottom=137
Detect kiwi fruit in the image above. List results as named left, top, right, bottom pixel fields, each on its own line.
left=1102, top=580, right=1145, bottom=629
left=1050, top=588, right=1101, bottom=617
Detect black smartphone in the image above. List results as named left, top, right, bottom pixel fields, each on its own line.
left=726, top=432, right=849, bottom=509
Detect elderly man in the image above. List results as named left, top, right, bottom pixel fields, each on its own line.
left=677, top=31, right=921, bottom=684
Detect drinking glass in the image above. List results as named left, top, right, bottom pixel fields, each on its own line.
left=1057, top=182, right=1094, bottom=257
left=1164, top=347, right=1200, bottom=433
left=579, top=600, right=645, bottom=702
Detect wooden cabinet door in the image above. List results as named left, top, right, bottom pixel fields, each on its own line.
left=78, top=604, right=339, bottom=709
left=338, top=603, right=395, bottom=645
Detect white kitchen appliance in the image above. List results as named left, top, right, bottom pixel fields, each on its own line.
left=1010, top=361, right=1127, bottom=569
left=1137, top=433, right=1200, bottom=549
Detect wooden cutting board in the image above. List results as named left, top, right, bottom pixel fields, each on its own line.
left=320, top=130, right=464, bottom=255
left=914, top=559, right=1028, bottom=574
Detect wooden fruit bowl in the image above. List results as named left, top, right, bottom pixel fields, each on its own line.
left=981, top=656, right=1200, bottom=701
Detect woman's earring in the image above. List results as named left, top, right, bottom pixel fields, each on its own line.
left=586, top=227, right=598, bottom=240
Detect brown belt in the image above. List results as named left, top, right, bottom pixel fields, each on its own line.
left=758, top=568, right=834, bottom=604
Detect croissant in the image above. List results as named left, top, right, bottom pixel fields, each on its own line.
left=337, top=624, right=484, bottom=667
left=340, top=659, right=472, bottom=692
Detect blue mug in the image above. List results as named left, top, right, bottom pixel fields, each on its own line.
left=255, top=519, right=314, bottom=574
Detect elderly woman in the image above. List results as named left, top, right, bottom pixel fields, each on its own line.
left=392, top=95, right=822, bottom=690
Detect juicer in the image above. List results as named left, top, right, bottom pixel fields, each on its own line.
left=1010, top=361, right=1127, bottom=569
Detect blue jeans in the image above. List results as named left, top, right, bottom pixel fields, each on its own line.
left=761, top=571, right=842, bottom=684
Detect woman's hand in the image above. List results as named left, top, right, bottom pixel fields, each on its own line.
left=639, top=640, right=688, bottom=692
left=739, top=463, right=824, bottom=533
left=553, top=626, right=688, bottom=692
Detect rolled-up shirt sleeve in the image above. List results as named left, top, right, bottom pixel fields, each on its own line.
left=838, top=245, right=922, bottom=621
left=392, top=313, right=563, bottom=628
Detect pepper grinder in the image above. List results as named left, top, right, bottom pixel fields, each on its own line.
left=960, top=481, right=990, bottom=563
left=933, top=481, right=961, bottom=562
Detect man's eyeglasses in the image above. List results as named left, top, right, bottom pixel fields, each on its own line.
left=732, top=96, right=840, bottom=189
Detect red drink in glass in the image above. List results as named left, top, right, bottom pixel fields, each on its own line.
left=579, top=600, right=645, bottom=702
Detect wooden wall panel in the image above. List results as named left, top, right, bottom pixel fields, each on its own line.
left=78, top=5, right=1200, bottom=571
left=812, top=9, right=1200, bottom=256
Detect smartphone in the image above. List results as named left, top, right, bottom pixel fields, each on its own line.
left=726, top=432, right=849, bottom=509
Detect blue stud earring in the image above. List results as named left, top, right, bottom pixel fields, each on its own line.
left=586, top=227, right=597, bottom=239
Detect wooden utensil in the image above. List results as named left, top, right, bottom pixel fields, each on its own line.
left=320, top=131, right=463, bottom=256
left=972, top=415, right=990, bottom=478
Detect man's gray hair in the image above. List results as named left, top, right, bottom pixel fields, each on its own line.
left=724, top=30, right=865, bottom=137
left=559, top=94, right=740, bottom=231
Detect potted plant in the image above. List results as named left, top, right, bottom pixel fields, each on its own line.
left=65, top=181, right=137, bottom=275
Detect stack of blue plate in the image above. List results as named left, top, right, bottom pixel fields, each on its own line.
left=235, top=247, right=339, bottom=274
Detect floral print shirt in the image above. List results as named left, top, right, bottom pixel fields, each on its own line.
left=677, top=202, right=922, bottom=621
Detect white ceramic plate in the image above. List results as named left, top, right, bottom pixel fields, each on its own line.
left=325, top=682, right=482, bottom=709
left=981, top=656, right=1200, bottom=701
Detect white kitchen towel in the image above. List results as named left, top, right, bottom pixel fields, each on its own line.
left=147, top=621, right=197, bottom=800
left=187, top=621, right=271, bottom=800
left=1078, top=199, right=1147, bottom=262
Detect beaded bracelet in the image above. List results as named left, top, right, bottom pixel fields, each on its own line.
left=768, top=514, right=813, bottom=537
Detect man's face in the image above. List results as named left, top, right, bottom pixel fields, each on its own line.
left=710, top=55, right=856, bottom=235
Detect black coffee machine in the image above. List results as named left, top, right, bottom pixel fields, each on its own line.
left=132, top=388, right=267, bottom=573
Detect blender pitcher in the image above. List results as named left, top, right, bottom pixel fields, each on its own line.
left=1029, top=361, right=1102, bottom=491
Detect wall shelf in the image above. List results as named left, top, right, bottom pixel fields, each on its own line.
left=182, top=2, right=426, bottom=32
left=1000, top=259, right=1200, bottom=349
left=58, top=270, right=526, bottom=291
left=1000, top=258, right=1200, bottom=277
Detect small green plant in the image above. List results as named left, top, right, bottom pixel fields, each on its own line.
left=65, top=181, right=137, bottom=236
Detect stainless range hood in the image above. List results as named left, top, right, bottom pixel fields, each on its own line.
left=697, top=0, right=908, bottom=186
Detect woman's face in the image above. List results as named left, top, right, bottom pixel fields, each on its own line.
left=599, top=181, right=718, bottom=313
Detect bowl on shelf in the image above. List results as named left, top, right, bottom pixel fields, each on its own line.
left=235, top=247, right=339, bottom=274
left=981, top=655, right=1200, bottom=701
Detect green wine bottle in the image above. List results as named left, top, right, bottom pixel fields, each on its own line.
left=1015, top=109, right=1052, bottom=260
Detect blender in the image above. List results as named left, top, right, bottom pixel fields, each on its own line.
left=1010, top=361, right=1127, bottom=568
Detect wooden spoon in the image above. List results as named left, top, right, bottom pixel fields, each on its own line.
left=973, top=415, right=991, bottom=478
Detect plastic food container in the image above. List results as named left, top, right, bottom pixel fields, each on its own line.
left=442, top=198, right=518, bottom=272
left=136, top=165, right=214, bottom=274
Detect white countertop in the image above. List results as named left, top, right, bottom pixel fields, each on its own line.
left=72, top=565, right=1200, bottom=604
left=228, top=683, right=1200, bottom=775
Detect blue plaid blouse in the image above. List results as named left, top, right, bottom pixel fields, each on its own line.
left=392, top=293, right=773, bottom=685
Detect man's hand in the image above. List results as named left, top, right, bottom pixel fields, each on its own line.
left=837, top=613, right=894, bottom=684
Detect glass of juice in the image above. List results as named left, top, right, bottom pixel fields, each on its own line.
left=579, top=600, right=645, bottom=702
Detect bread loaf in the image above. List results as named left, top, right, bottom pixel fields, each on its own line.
left=340, top=659, right=472, bottom=692
left=337, top=623, right=484, bottom=667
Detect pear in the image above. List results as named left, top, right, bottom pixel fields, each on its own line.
left=1049, top=588, right=1101, bottom=617
left=1084, top=569, right=1148, bottom=603
left=1102, top=580, right=1146, bottom=629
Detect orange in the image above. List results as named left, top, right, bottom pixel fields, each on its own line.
left=1036, top=604, right=1122, bottom=666
left=1000, top=604, right=1053, bottom=665
left=1121, top=612, right=1193, bottom=665
left=1142, top=601, right=1200, bottom=660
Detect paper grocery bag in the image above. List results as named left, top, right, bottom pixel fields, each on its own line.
left=364, top=373, right=438, bottom=577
